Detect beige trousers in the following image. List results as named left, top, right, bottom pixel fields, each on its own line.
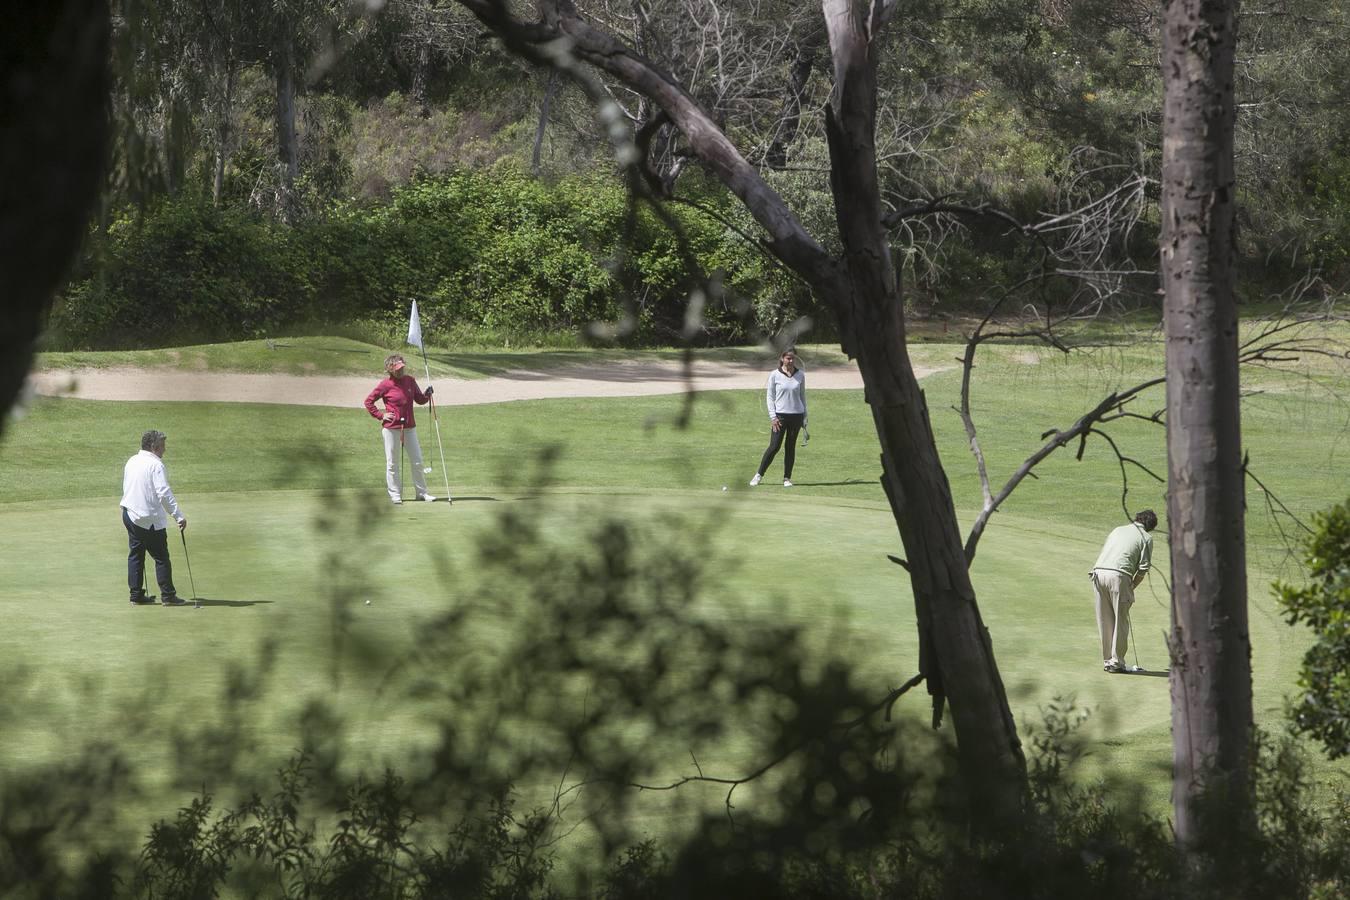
left=1092, top=569, right=1134, bottom=666
left=382, top=426, right=427, bottom=502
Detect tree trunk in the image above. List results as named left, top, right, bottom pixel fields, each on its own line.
left=532, top=70, right=558, bottom=176
left=822, top=0, right=1026, bottom=821
left=457, top=0, right=1030, bottom=816
left=411, top=38, right=431, bottom=117
left=211, top=63, right=234, bottom=206
left=765, top=30, right=820, bottom=169
left=0, top=0, right=109, bottom=435
left=274, top=29, right=300, bottom=221
left=1160, top=0, right=1254, bottom=851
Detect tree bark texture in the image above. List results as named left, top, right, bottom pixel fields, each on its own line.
left=0, top=1, right=109, bottom=437
left=1160, top=0, right=1254, bottom=849
left=764, top=30, right=820, bottom=169
left=457, top=0, right=1029, bottom=815
left=821, top=0, right=1026, bottom=819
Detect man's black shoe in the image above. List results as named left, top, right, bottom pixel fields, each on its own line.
left=161, top=595, right=186, bottom=606
left=130, top=594, right=158, bottom=605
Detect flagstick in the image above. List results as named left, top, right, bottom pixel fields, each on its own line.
left=428, top=396, right=452, bottom=501
left=408, top=299, right=453, bottom=502
left=417, top=341, right=453, bottom=503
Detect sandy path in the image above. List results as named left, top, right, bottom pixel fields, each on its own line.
left=27, top=359, right=924, bottom=408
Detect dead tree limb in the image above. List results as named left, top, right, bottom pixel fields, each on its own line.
left=629, top=674, right=926, bottom=814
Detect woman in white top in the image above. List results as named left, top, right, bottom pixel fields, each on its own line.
left=749, top=349, right=807, bottom=487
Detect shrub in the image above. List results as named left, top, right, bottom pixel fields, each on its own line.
left=1276, top=497, right=1350, bottom=759
left=51, top=167, right=800, bottom=349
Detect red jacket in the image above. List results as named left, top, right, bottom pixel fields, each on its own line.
left=365, top=375, right=428, bottom=429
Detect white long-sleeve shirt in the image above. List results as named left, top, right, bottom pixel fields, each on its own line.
left=766, top=367, right=807, bottom=423
left=121, top=450, right=183, bottom=530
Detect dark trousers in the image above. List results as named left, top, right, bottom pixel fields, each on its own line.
left=757, top=412, right=805, bottom=479
left=123, top=508, right=176, bottom=599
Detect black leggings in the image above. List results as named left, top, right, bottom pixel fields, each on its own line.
left=757, top=412, right=805, bottom=479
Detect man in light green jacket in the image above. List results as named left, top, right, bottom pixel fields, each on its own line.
left=1091, top=509, right=1158, bottom=673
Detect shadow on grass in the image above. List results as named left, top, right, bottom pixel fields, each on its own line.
left=783, top=479, right=874, bottom=487
left=177, top=597, right=275, bottom=608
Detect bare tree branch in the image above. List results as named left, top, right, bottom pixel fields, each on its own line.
left=963, top=375, right=1165, bottom=563
left=628, top=674, right=926, bottom=813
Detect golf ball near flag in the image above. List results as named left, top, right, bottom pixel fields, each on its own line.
left=423, top=466, right=432, bottom=474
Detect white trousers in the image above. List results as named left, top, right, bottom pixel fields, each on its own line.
left=1092, top=569, right=1134, bottom=666
left=382, top=427, right=427, bottom=501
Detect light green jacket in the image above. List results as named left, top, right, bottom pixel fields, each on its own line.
left=1092, top=522, right=1153, bottom=578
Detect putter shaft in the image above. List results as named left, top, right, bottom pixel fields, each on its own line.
left=179, top=529, right=199, bottom=602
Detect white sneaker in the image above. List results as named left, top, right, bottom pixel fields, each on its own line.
left=418, top=494, right=437, bottom=502
left=783, top=479, right=793, bottom=487
left=749, top=474, right=762, bottom=486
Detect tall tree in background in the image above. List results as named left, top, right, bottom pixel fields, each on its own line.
left=1159, top=0, right=1254, bottom=850
left=201, top=1, right=247, bottom=205
left=456, top=0, right=1030, bottom=818
left=271, top=1, right=303, bottom=219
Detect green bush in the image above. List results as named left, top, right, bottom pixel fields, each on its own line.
left=52, top=167, right=802, bottom=350
left=1276, top=497, right=1350, bottom=759
left=53, top=202, right=314, bottom=348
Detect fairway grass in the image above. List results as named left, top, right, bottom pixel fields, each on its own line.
left=3, top=337, right=1348, bottom=862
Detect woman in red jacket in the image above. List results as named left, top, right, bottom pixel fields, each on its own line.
left=364, top=353, right=437, bottom=504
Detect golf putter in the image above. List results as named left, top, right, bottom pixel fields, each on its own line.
left=179, top=529, right=200, bottom=608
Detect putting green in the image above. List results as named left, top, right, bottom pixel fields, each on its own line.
left=2, top=341, right=1347, bottom=855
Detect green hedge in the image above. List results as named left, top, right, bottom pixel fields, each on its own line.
left=51, top=167, right=805, bottom=349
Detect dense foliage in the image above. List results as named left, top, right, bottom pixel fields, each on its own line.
left=59, top=0, right=1348, bottom=350
left=53, top=168, right=808, bottom=349
left=1277, top=498, right=1350, bottom=760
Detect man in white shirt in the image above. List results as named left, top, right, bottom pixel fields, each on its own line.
left=121, top=430, right=187, bottom=605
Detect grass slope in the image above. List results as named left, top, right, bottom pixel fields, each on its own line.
left=34, top=337, right=873, bottom=379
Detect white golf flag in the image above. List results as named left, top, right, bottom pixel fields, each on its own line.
left=407, top=300, right=423, bottom=349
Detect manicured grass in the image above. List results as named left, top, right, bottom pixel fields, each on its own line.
left=3, top=334, right=1348, bottom=859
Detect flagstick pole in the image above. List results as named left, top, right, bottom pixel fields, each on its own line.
left=418, top=341, right=453, bottom=503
